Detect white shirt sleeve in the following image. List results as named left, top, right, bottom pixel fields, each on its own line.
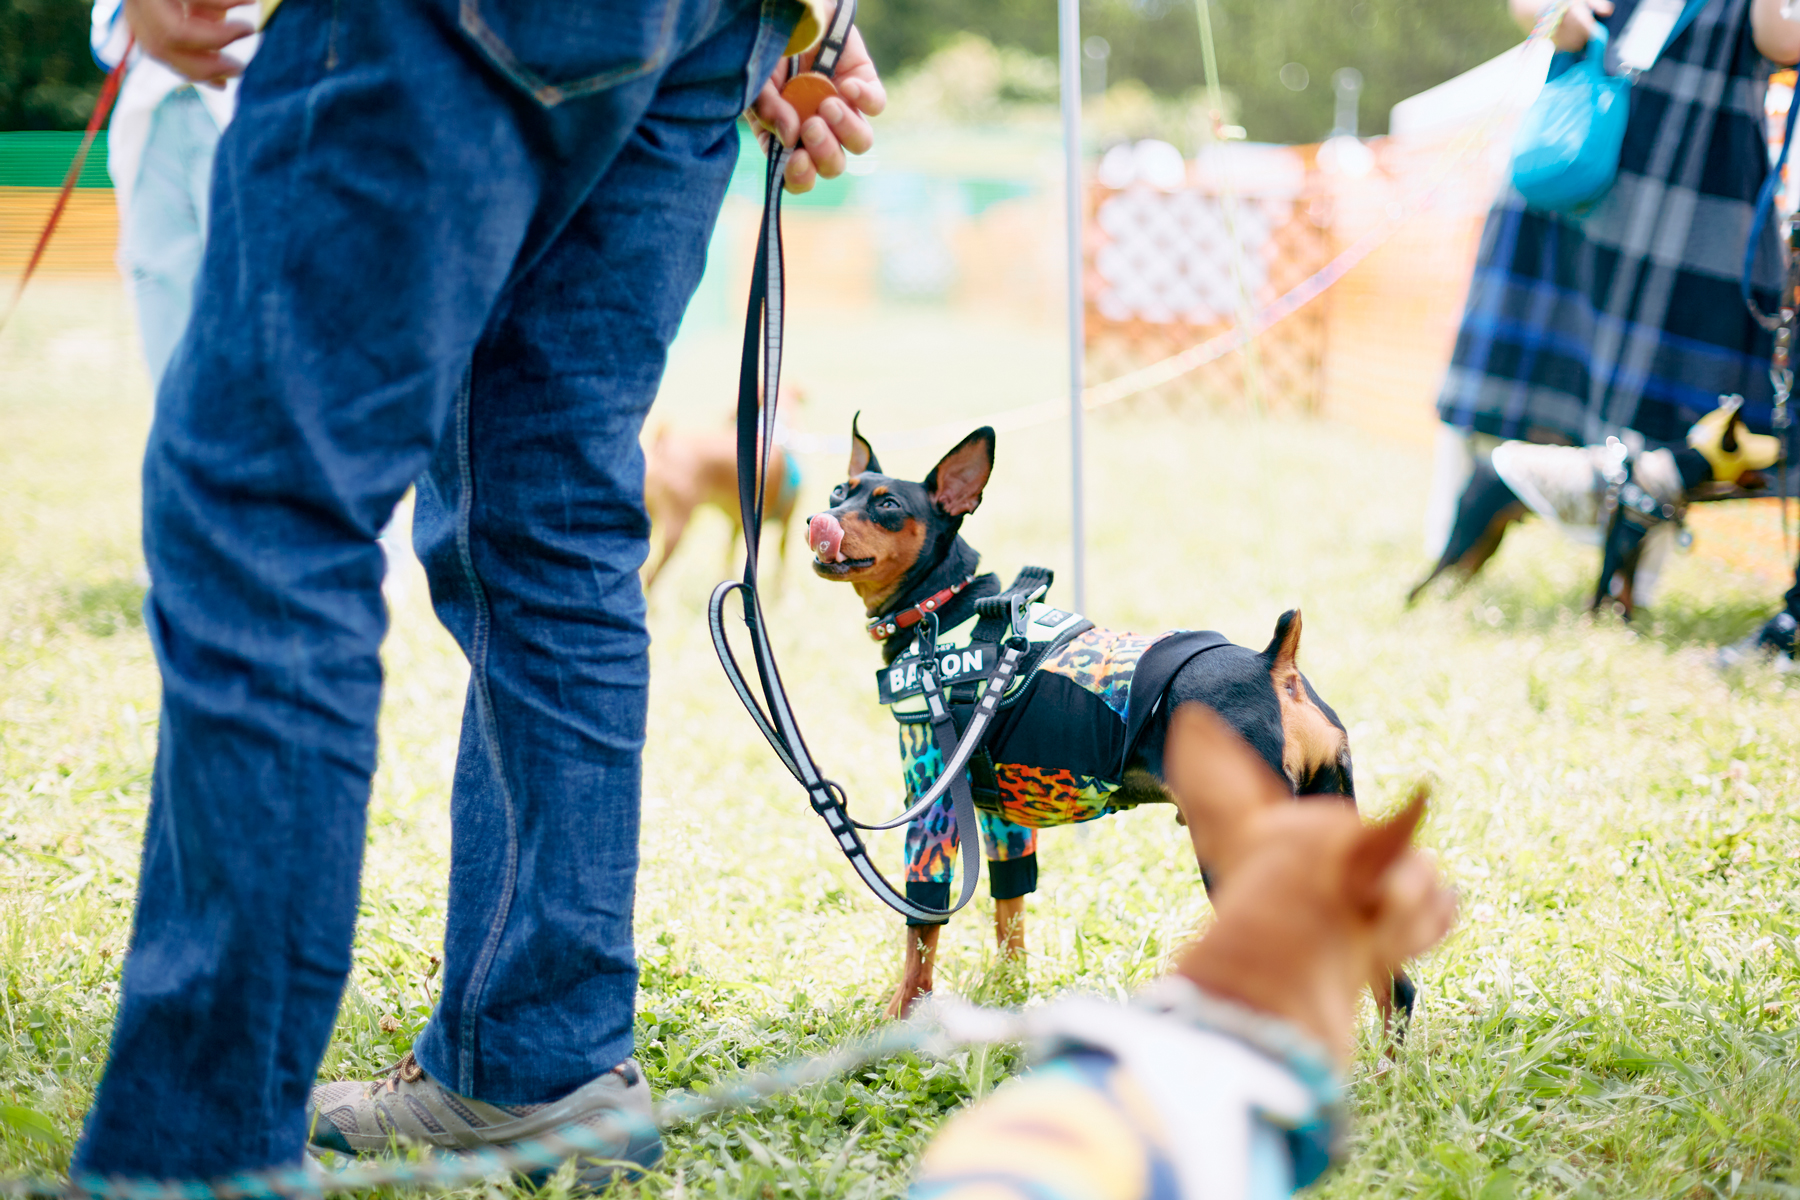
left=90, top=0, right=131, bottom=71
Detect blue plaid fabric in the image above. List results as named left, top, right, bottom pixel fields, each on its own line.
left=1440, top=0, right=1786, bottom=446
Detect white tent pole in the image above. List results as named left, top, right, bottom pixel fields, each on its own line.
left=1058, top=0, right=1087, bottom=612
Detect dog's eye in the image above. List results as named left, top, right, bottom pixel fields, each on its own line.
left=831, top=485, right=846, bottom=502
left=878, top=495, right=900, bottom=509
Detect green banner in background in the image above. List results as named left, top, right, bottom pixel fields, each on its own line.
left=0, top=132, right=113, bottom=187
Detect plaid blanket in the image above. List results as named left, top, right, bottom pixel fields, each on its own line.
left=1439, top=0, right=1786, bottom=447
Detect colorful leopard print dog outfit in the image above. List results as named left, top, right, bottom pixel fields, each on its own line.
left=883, top=600, right=1225, bottom=920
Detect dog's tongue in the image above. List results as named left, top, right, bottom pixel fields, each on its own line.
left=807, top=512, right=846, bottom=563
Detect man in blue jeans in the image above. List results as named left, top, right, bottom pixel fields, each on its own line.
left=71, top=0, right=883, bottom=1184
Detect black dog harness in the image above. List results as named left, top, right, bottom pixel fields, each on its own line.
left=881, top=570, right=1234, bottom=816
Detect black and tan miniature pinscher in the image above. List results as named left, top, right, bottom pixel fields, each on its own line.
left=804, top=419, right=1413, bottom=1025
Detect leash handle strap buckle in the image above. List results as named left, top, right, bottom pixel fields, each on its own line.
left=972, top=563, right=1053, bottom=646
left=1006, top=592, right=1031, bottom=643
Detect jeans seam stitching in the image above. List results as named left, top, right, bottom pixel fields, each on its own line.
left=743, top=0, right=784, bottom=111
left=448, top=367, right=522, bottom=1098
left=252, top=52, right=335, bottom=1153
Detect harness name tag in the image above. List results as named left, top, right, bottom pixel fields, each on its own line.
left=877, top=647, right=994, bottom=705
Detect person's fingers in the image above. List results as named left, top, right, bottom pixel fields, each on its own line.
left=753, top=25, right=883, bottom=179
left=126, top=0, right=254, bottom=80
left=1554, top=3, right=1596, bottom=50
left=832, top=29, right=887, bottom=117
left=837, top=75, right=888, bottom=120
left=162, top=48, right=246, bottom=80
left=799, top=115, right=846, bottom=179
left=784, top=147, right=818, bottom=194
left=818, top=96, right=873, bottom=157
left=1591, top=0, right=1615, bottom=12
left=751, top=81, right=801, bottom=149
left=164, top=16, right=255, bottom=54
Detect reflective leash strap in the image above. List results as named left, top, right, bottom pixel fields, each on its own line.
left=0, top=38, right=133, bottom=336
left=707, top=0, right=989, bottom=923
left=1745, top=86, right=1800, bottom=560
left=3, top=1008, right=1028, bottom=1200
left=1776, top=220, right=1799, bottom=560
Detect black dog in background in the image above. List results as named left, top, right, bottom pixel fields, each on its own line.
left=1410, top=400, right=1784, bottom=617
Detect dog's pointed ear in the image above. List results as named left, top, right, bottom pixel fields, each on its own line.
left=1263, top=609, right=1302, bottom=677
left=1164, top=703, right=1290, bottom=870
left=1342, top=784, right=1429, bottom=916
left=925, top=427, right=995, bottom=517
left=849, top=412, right=881, bottom=476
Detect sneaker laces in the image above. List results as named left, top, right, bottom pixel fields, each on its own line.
left=366, top=1051, right=427, bottom=1098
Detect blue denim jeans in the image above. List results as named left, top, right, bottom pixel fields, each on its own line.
left=73, top=0, right=796, bottom=1178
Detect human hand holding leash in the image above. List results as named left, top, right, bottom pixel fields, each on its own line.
left=750, top=26, right=885, bottom=194
left=1511, top=0, right=1615, bottom=52
left=1556, top=0, right=1615, bottom=52
left=122, top=0, right=254, bottom=85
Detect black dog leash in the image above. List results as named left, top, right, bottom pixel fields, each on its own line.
left=1743, top=92, right=1800, bottom=558
left=1599, top=107, right=1800, bottom=609
left=707, top=0, right=1012, bottom=921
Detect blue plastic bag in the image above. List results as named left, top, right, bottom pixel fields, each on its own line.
left=1510, top=26, right=1631, bottom=214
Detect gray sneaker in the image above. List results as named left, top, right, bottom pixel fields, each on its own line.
left=308, top=1052, right=661, bottom=1188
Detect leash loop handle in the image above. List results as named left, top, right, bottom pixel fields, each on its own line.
left=710, top=0, right=984, bottom=922
left=708, top=581, right=802, bottom=781
left=1743, top=82, right=1800, bottom=332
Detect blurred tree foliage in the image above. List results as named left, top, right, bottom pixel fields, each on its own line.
left=0, top=0, right=103, bottom=130
left=858, top=0, right=1522, bottom=143
left=0, top=0, right=1522, bottom=140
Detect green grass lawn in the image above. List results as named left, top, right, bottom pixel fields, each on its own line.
left=3, top=279, right=1799, bottom=1198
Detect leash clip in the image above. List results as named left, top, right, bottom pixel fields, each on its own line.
left=1005, top=592, right=1031, bottom=647
left=914, top=610, right=939, bottom=660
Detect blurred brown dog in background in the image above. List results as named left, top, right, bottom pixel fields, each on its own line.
left=642, top=385, right=806, bottom=590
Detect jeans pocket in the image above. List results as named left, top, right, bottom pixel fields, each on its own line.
left=458, top=0, right=681, bottom=107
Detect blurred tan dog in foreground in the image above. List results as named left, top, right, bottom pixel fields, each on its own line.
left=911, top=703, right=1457, bottom=1200
left=641, top=385, right=805, bottom=590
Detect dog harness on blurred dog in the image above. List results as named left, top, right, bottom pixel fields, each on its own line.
left=911, top=977, right=1343, bottom=1200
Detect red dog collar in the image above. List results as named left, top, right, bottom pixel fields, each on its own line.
left=867, top=573, right=978, bottom=641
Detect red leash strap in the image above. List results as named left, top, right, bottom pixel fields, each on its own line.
left=0, top=35, right=134, bottom=335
